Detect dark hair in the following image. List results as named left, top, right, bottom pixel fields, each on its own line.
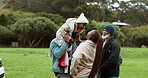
left=90, top=30, right=101, bottom=43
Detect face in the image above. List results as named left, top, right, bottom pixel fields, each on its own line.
left=86, top=30, right=100, bottom=43
left=102, top=29, right=110, bottom=36
left=74, top=23, right=87, bottom=33
left=102, top=29, right=111, bottom=39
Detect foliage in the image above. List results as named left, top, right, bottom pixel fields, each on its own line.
left=116, top=0, right=148, bottom=26
left=0, top=0, right=148, bottom=47
left=0, top=11, right=35, bottom=26
left=5, top=13, right=17, bottom=25
left=35, top=12, right=66, bottom=26
left=12, top=17, right=58, bottom=47
left=0, top=14, right=8, bottom=26
left=3, top=0, right=148, bottom=26
left=9, top=11, right=36, bottom=21
left=121, top=25, right=148, bottom=47
left=3, top=11, right=65, bottom=27
left=0, top=25, right=17, bottom=46
left=130, top=26, right=148, bottom=46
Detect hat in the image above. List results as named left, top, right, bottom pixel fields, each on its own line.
left=76, top=13, right=89, bottom=24
left=103, top=25, right=114, bottom=35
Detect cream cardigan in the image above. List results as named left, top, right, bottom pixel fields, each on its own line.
left=70, top=40, right=96, bottom=78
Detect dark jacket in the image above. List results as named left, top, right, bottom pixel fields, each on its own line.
left=100, top=37, right=120, bottom=78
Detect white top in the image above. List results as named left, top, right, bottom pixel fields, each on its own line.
left=0, top=66, right=5, bottom=75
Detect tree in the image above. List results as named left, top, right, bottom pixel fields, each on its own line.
left=0, top=25, right=17, bottom=46
left=116, top=0, right=148, bottom=26
left=12, top=17, right=58, bottom=47
left=130, top=26, right=148, bottom=47
left=35, top=12, right=66, bottom=26
left=0, top=14, right=8, bottom=26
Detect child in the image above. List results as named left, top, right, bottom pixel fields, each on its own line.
left=56, top=18, right=77, bottom=67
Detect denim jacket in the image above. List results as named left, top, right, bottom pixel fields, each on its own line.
left=50, top=39, right=78, bottom=73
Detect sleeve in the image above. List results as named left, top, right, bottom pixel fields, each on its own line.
left=70, top=53, right=83, bottom=76
left=50, top=40, right=69, bottom=58
left=56, top=23, right=71, bottom=46
left=100, top=43, right=120, bottom=72
left=70, top=43, right=84, bottom=76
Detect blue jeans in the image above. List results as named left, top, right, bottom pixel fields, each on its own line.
left=109, top=76, right=118, bottom=78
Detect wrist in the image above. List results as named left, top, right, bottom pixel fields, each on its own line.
left=65, top=41, right=70, bottom=46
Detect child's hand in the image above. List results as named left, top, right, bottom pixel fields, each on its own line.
left=75, top=34, right=81, bottom=41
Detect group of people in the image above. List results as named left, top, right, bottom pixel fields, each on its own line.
left=49, top=13, right=122, bottom=78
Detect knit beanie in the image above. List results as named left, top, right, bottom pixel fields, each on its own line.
left=103, top=25, right=114, bottom=35
left=76, top=13, right=89, bottom=24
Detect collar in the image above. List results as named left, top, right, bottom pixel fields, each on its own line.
left=104, top=36, right=114, bottom=47
left=106, top=36, right=113, bottom=43
left=85, top=40, right=96, bottom=47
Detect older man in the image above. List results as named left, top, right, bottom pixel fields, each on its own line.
left=70, top=30, right=102, bottom=78
left=99, top=25, right=121, bottom=78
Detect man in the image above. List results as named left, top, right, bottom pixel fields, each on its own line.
left=0, top=58, right=5, bottom=78
left=50, top=13, right=89, bottom=78
left=70, top=30, right=102, bottom=78
left=99, top=25, right=120, bottom=78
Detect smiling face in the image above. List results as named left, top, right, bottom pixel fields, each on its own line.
left=71, top=23, right=87, bottom=39
left=102, top=29, right=110, bottom=36
left=73, top=23, right=87, bottom=33
left=102, top=29, right=111, bottom=39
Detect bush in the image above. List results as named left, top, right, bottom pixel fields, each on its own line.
left=35, top=12, right=66, bottom=27
left=131, top=26, right=148, bottom=47
left=0, top=14, right=8, bottom=26
left=12, top=17, right=58, bottom=47
left=0, top=26, right=17, bottom=46
left=121, top=25, right=148, bottom=47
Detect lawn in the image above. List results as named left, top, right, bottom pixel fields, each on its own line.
left=0, top=48, right=148, bottom=78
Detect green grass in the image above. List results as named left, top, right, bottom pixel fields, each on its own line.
left=0, top=48, right=55, bottom=78
left=0, top=48, right=148, bottom=78
left=120, top=48, right=148, bottom=78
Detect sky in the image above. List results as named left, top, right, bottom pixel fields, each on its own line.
left=113, top=0, right=131, bottom=7
left=118, top=0, right=130, bottom=2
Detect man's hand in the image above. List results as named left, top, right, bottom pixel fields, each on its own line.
left=64, top=34, right=74, bottom=45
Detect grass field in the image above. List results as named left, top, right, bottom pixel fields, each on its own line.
left=0, top=48, right=148, bottom=78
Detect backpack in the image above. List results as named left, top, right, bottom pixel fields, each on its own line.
left=118, top=54, right=123, bottom=65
